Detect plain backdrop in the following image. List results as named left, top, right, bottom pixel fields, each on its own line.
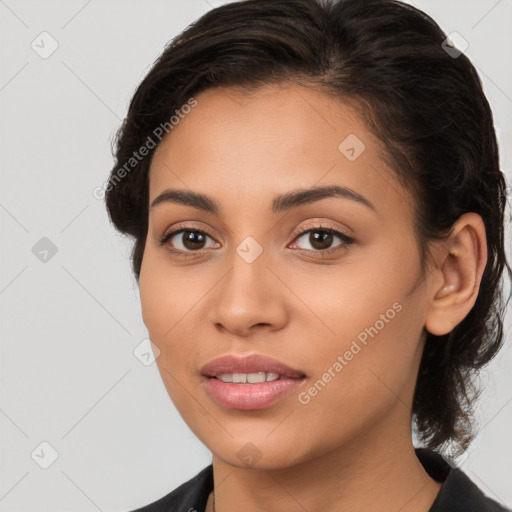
left=1, top=0, right=511, bottom=510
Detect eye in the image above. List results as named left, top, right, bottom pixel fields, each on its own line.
left=158, top=223, right=355, bottom=257
left=159, top=228, right=219, bottom=253
left=289, top=226, right=355, bottom=254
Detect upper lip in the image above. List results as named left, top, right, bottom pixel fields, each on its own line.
left=201, top=353, right=306, bottom=379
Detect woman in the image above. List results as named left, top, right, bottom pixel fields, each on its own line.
left=104, top=0, right=511, bottom=510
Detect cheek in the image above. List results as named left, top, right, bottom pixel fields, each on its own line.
left=139, top=250, right=207, bottom=375
left=139, top=275, right=171, bottom=338
left=295, top=306, right=423, bottom=445
left=139, top=249, right=196, bottom=336
left=139, top=265, right=198, bottom=415
left=296, top=253, right=424, bottom=418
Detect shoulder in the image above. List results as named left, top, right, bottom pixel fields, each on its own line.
left=127, top=464, right=213, bottom=512
left=415, top=448, right=511, bottom=512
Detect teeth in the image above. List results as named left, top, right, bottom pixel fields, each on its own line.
left=216, top=372, right=281, bottom=383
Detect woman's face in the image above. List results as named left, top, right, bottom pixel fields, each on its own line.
left=139, top=83, right=435, bottom=469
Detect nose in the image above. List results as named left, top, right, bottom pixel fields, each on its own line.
left=207, top=246, right=288, bottom=337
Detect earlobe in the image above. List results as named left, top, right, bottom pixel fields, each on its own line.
left=424, top=213, right=488, bottom=336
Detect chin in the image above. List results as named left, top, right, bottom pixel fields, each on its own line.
left=205, top=433, right=312, bottom=471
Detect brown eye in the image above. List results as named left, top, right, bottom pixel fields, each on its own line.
left=306, top=230, right=334, bottom=250
left=291, top=227, right=354, bottom=253
left=161, top=229, right=218, bottom=252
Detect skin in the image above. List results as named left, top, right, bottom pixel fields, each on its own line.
left=139, top=82, right=487, bottom=512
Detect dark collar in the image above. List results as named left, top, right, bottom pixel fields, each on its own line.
left=130, top=448, right=509, bottom=511
left=415, top=448, right=509, bottom=511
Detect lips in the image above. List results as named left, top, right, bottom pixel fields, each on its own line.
left=200, top=353, right=306, bottom=379
left=201, top=353, right=307, bottom=410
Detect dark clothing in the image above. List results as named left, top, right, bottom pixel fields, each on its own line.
left=129, top=448, right=510, bottom=511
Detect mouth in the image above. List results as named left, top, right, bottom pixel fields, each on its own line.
left=200, top=353, right=306, bottom=410
left=212, top=371, right=289, bottom=383
left=200, top=353, right=306, bottom=379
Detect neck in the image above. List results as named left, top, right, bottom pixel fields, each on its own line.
left=207, top=414, right=441, bottom=512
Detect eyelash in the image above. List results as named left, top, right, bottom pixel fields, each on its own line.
left=158, top=223, right=355, bottom=258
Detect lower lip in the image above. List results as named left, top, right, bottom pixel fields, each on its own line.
left=203, top=376, right=305, bottom=410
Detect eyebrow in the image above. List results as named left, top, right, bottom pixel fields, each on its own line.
left=150, top=185, right=377, bottom=214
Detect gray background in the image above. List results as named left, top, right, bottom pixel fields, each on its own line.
left=1, top=0, right=511, bottom=510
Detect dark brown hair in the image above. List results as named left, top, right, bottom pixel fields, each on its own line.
left=104, top=0, right=511, bottom=453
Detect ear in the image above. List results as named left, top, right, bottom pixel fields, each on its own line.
left=424, top=212, right=488, bottom=336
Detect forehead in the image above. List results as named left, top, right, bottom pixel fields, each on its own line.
left=148, top=83, right=411, bottom=219
left=151, top=83, right=368, bottom=168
